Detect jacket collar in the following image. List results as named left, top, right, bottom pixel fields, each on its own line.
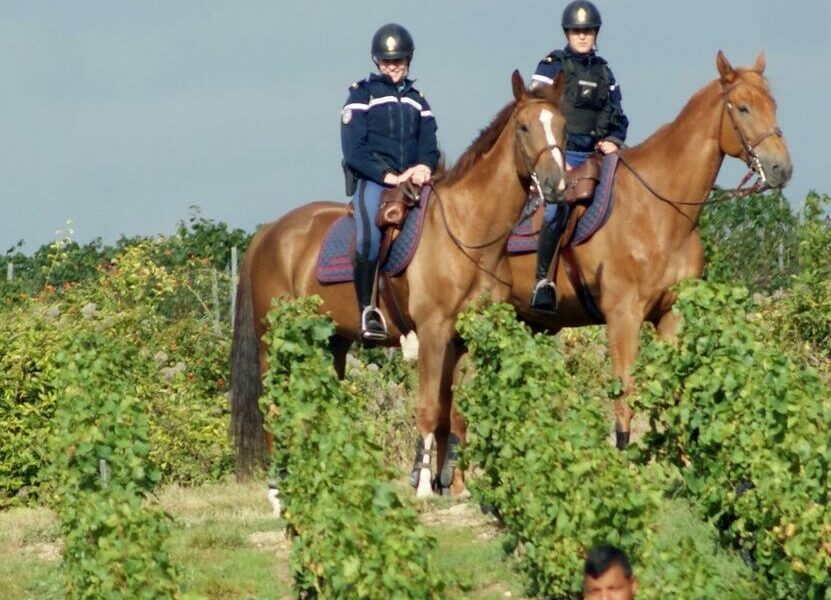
left=368, top=72, right=414, bottom=94
left=563, top=44, right=597, bottom=64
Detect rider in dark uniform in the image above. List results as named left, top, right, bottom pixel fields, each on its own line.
left=529, top=0, right=629, bottom=313
left=341, top=23, right=439, bottom=341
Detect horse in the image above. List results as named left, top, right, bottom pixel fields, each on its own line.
left=231, top=71, right=568, bottom=499
left=504, top=51, right=792, bottom=448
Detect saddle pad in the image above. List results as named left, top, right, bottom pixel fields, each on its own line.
left=507, top=152, right=619, bottom=254
left=316, top=186, right=431, bottom=284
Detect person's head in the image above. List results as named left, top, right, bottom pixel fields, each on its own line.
left=561, top=1, right=601, bottom=54
left=583, top=544, right=637, bottom=600
left=371, top=23, right=414, bottom=85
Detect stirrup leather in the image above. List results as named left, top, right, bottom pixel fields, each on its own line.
left=361, top=305, right=389, bottom=341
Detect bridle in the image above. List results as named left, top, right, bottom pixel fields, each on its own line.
left=431, top=98, right=566, bottom=286
left=618, top=77, right=784, bottom=211
left=721, top=79, right=783, bottom=188
left=514, top=98, right=567, bottom=205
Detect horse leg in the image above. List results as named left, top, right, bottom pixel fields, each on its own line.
left=606, top=307, right=643, bottom=449
left=329, top=334, right=352, bottom=380
left=414, top=322, right=456, bottom=498
left=443, top=404, right=468, bottom=496
left=656, top=309, right=681, bottom=342
left=439, top=346, right=469, bottom=496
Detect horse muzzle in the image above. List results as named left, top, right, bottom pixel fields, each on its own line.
left=757, top=151, right=793, bottom=189
left=539, top=172, right=567, bottom=204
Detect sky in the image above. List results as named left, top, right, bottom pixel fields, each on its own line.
left=2, top=1, right=829, bottom=253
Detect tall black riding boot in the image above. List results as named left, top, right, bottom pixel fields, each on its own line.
left=530, top=206, right=569, bottom=313
left=354, top=254, right=388, bottom=342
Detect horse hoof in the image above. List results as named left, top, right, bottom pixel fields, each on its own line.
left=615, top=429, right=630, bottom=450
left=267, top=488, right=282, bottom=518
left=415, top=467, right=434, bottom=498
left=416, top=484, right=434, bottom=499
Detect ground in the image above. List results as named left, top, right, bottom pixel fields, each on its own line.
left=0, top=480, right=528, bottom=600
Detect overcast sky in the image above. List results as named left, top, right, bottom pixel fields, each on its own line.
left=2, top=1, right=829, bottom=252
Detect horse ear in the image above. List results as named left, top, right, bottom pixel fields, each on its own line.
left=511, top=69, right=527, bottom=101
left=753, top=52, right=766, bottom=74
left=716, top=50, right=735, bottom=83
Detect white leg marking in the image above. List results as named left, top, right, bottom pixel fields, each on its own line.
left=267, top=487, right=282, bottom=518
left=539, top=109, right=567, bottom=191
left=416, top=432, right=435, bottom=498
left=400, top=331, right=420, bottom=362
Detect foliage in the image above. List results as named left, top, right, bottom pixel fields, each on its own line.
left=47, top=328, right=179, bottom=598
left=699, top=189, right=798, bottom=292
left=0, top=209, right=250, bottom=302
left=632, top=280, right=831, bottom=598
left=455, top=302, right=661, bottom=598
left=776, top=192, right=831, bottom=356
left=260, top=296, right=446, bottom=599
left=345, top=346, right=419, bottom=470
left=0, top=241, right=234, bottom=506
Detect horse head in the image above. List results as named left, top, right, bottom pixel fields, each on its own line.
left=510, top=70, right=568, bottom=203
left=716, top=51, right=793, bottom=189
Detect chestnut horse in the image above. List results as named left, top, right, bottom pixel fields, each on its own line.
left=232, top=71, right=567, bottom=498
left=504, top=51, right=793, bottom=448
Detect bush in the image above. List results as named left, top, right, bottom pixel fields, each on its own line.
left=455, top=302, right=660, bottom=597
left=0, top=241, right=234, bottom=506
left=632, top=280, right=831, bottom=597
left=260, top=296, right=446, bottom=599
left=47, top=329, right=179, bottom=598
left=699, top=189, right=798, bottom=293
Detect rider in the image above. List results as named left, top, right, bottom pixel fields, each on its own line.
left=341, top=23, right=439, bottom=341
left=529, top=0, right=628, bottom=313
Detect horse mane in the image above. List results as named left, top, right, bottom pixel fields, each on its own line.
left=626, top=68, right=770, bottom=158
left=437, top=85, right=560, bottom=186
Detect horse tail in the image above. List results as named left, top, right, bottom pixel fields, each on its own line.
left=230, top=257, right=264, bottom=480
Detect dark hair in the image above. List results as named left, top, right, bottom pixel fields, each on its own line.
left=584, top=544, right=633, bottom=579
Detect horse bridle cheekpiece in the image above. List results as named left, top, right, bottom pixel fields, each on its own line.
left=721, top=80, right=783, bottom=187
left=515, top=99, right=566, bottom=204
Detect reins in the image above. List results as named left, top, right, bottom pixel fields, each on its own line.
left=617, top=78, right=783, bottom=211
left=429, top=97, right=565, bottom=286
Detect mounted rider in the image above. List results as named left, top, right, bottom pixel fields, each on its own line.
left=529, top=0, right=629, bottom=313
left=341, top=23, right=440, bottom=342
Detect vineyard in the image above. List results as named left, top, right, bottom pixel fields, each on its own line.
left=1, top=191, right=830, bottom=598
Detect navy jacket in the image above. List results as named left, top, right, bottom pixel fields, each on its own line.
left=532, top=45, right=628, bottom=151
left=341, top=73, right=439, bottom=185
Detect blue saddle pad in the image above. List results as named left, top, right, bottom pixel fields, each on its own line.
left=507, top=152, right=619, bottom=254
left=316, top=187, right=430, bottom=284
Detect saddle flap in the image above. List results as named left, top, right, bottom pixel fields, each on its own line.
left=564, top=155, right=603, bottom=204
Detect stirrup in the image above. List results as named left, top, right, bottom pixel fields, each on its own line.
left=361, top=306, right=389, bottom=341
left=530, top=279, right=558, bottom=313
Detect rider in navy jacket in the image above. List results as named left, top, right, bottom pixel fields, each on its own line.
left=341, top=73, right=439, bottom=185
left=340, top=23, right=439, bottom=343
left=531, top=44, right=628, bottom=152
left=528, top=0, right=628, bottom=314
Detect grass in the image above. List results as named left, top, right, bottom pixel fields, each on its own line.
left=0, top=480, right=528, bottom=599
left=0, top=477, right=764, bottom=599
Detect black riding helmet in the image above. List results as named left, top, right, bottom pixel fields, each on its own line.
left=561, top=0, right=602, bottom=31
left=371, top=23, right=415, bottom=64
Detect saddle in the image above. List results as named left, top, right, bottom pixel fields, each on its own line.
left=344, top=182, right=421, bottom=337
left=376, top=182, right=420, bottom=229
left=344, top=182, right=420, bottom=231
left=564, top=154, right=603, bottom=204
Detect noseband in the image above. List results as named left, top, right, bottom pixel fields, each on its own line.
left=721, top=80, right=783, bottom=185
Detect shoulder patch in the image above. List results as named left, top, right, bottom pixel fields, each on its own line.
left=419, top=90, right=425, bottom=98
left=349, top=81, right=360, bottom=90
left=543, top=55, right=553, bottom=63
